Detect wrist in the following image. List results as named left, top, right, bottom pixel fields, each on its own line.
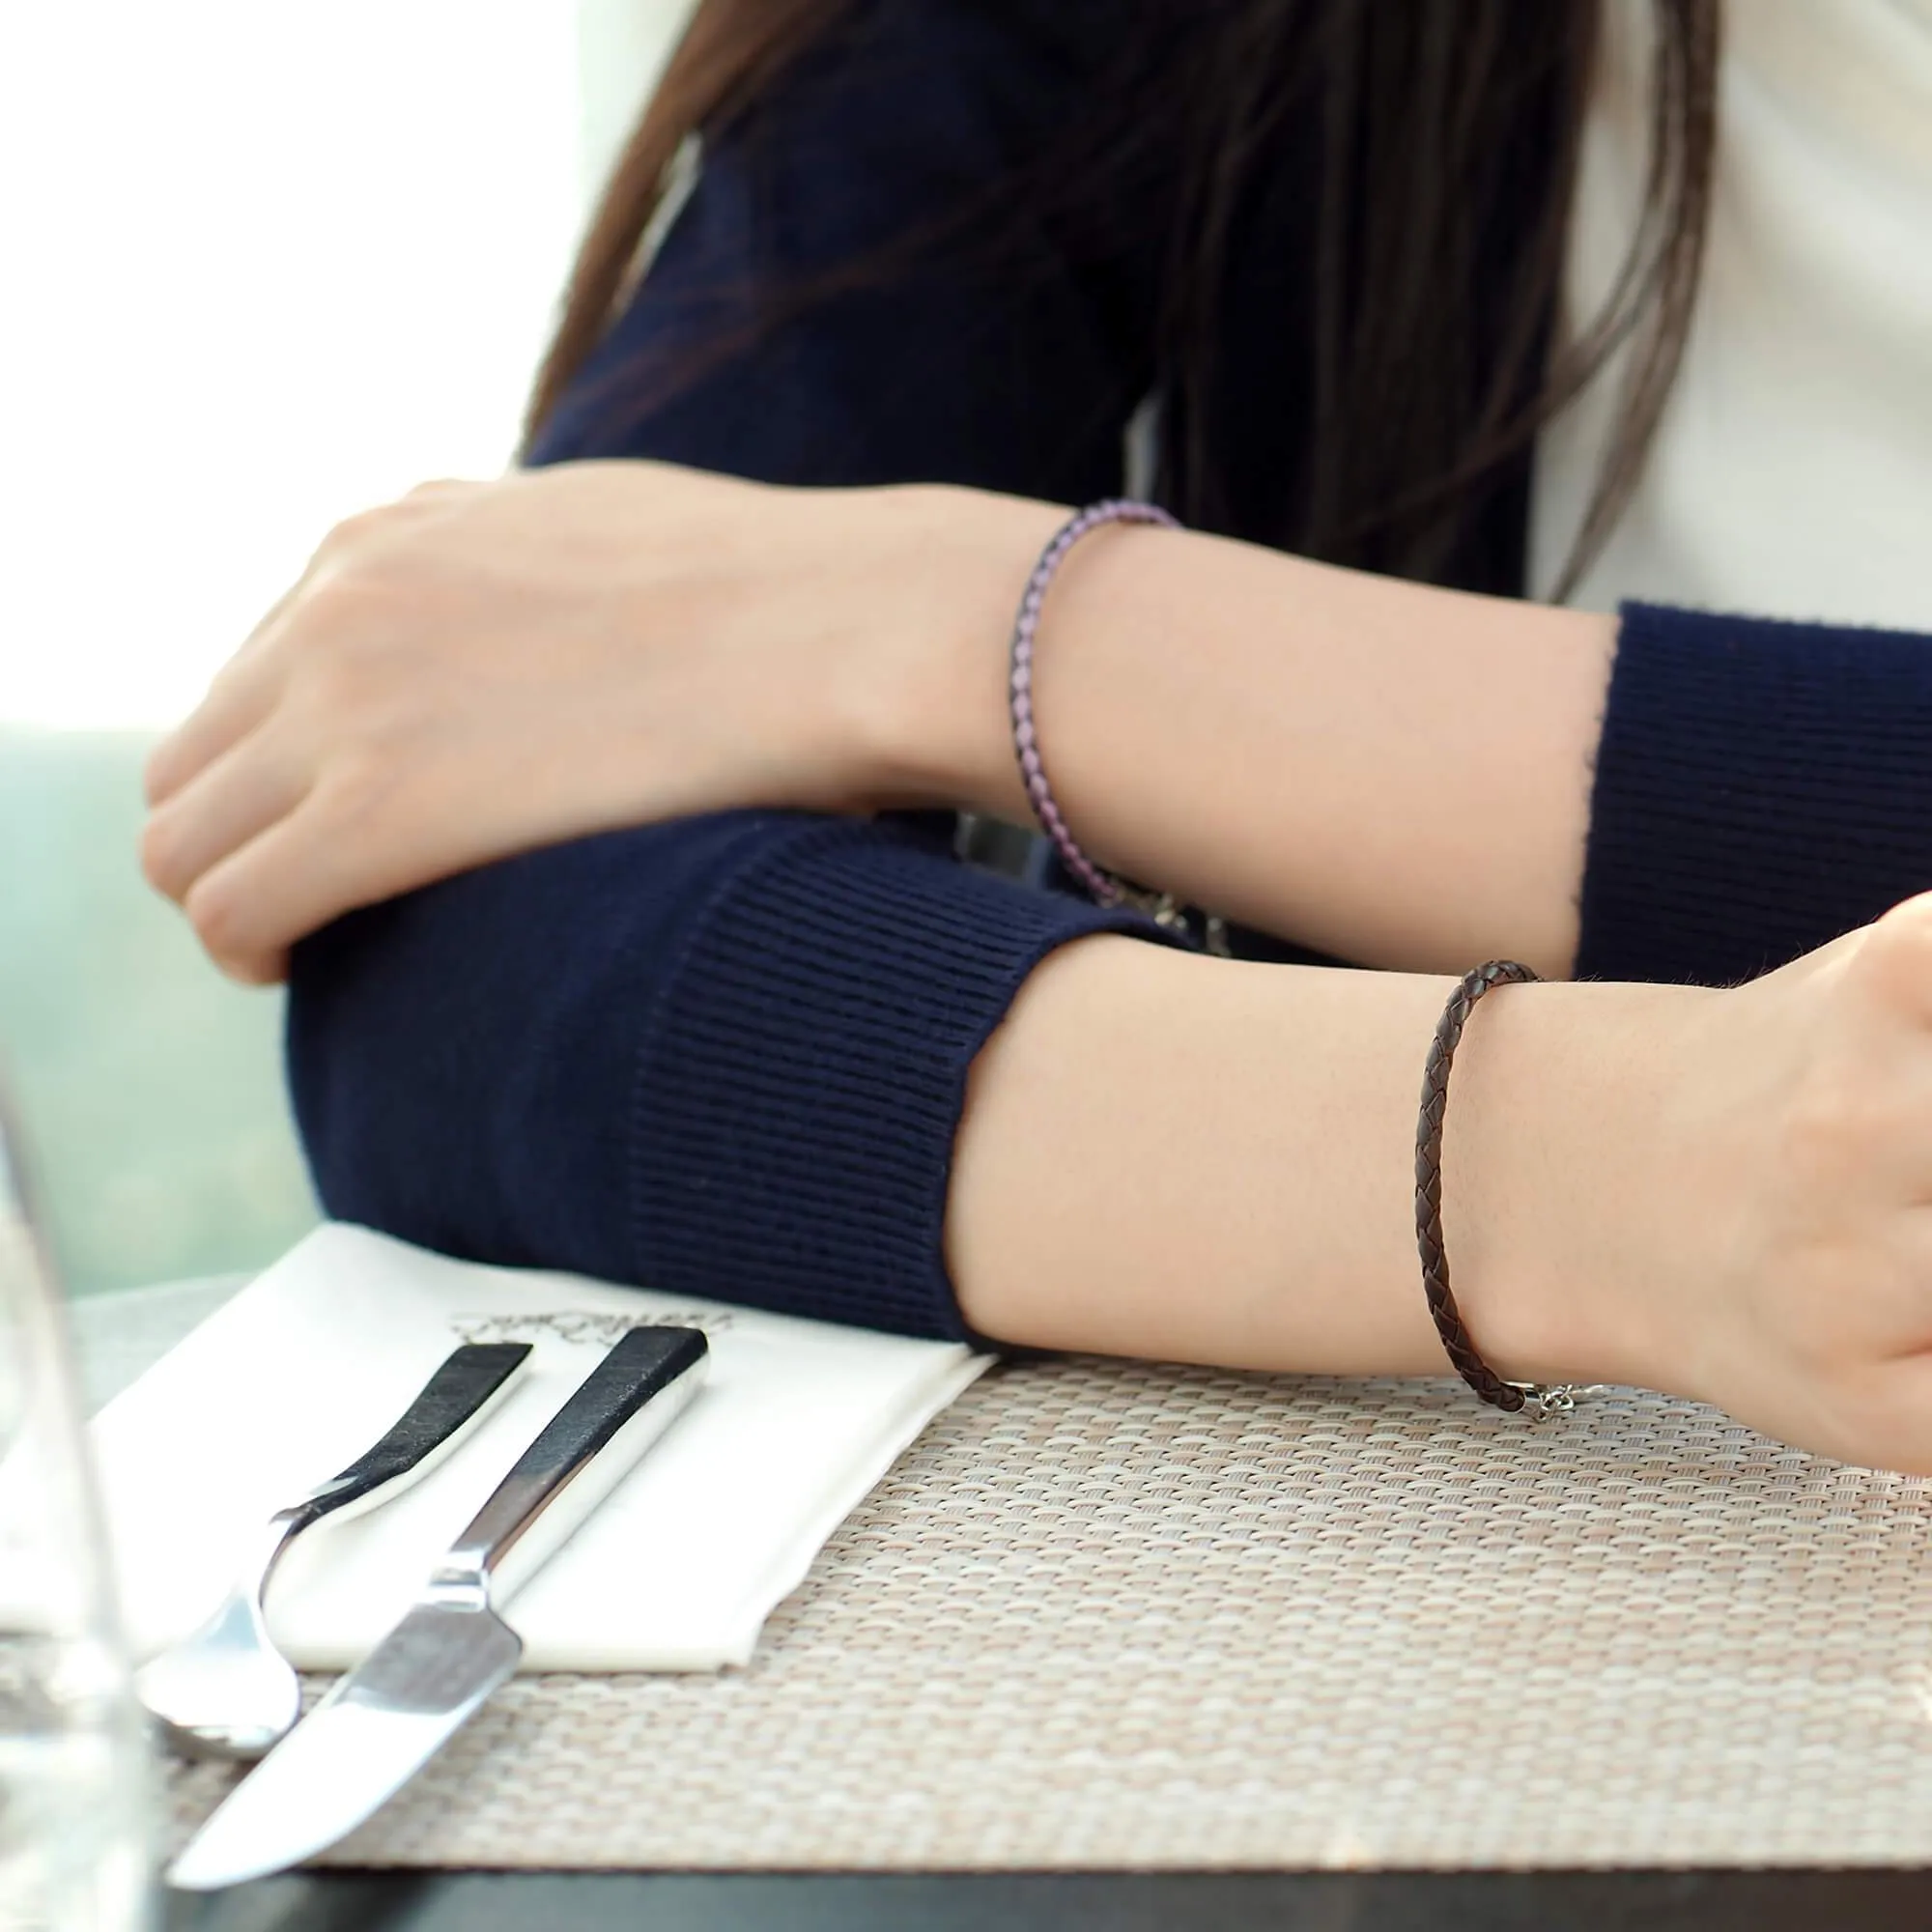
left=1437, top=977, right=1714, bottom=1396
left=849, top=484, right=1066, bottom=817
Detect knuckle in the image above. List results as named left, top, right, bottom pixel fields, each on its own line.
left=185, top=876, right=242, bottom=955
left=1879, top=889, right=1932, bottom=937
left=138, top=813, right=182, bottom=895
left=1777, top=1067, right=1890, bottom=1185
left=285, top=600, right=412, bottom=716
left=296, top=628, right=375, bottom=703
left=1853, top=896, right=1932, bottom=1006
left=301, top=564, right=396, bottom=631
left=319, top=754, right=401, bottom=831
left=141, top=741, right=177, bottom=807
left=315, top=503, right=399, bottom=561
left=304, top=659, right=419, bottom=756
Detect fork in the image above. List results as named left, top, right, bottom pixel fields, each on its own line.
left=135, top=1339, right=530, bottom=1758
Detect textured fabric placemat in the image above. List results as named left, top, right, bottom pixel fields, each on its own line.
left=160, top=1356, right=1932, bottom=1870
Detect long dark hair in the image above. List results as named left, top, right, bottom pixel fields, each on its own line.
left=526, top=0, right=1719, bottom=596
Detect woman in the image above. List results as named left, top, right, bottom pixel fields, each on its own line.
left=140, top=1, right=1932, bottom=1469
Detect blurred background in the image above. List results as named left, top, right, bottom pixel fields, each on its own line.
left=0, top=0, right=697, bottom=1296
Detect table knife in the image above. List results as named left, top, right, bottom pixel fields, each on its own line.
left=167, top=1323, right=709, bottom=1890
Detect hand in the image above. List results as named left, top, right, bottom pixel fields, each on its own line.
left=1653, top=897, right=1932, bottom=1469
left=140, top=463, right=1050, bottom=982
left=1473, top=895, right=1932, bottom=1472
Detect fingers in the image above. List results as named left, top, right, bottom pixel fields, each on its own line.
left=180, top=796, right=349, bottom=986
left=151, top=750, right=414, bottom=983
left=145, top=482, right=475, bottom=810
left=180, top=760, right=451, bottom=986
left=1703, top=900, right=1932, bottom=1474
left=142, top=552, right=328, bottom=807
left=143, top=646, right=288, bottom=809
left=140, top=727, right=313, bottom=906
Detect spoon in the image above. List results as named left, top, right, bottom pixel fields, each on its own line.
left=135, top=1340, right=530, bottom=1759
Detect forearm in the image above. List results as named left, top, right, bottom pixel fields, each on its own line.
left=881, top=487, right=1615, bottom=978
left=948, top=933, right=1691, bottom=1389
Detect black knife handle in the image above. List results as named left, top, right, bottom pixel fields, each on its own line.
left=282, top=1341, right=532, bottom=1538
left=440, top=1325, right=708, bottom=1606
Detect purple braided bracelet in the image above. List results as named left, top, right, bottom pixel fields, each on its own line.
left=1009, top=499, right=1179, bottom=905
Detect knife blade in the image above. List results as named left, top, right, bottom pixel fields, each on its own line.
left=167, top=1322, right=709, bottom=1890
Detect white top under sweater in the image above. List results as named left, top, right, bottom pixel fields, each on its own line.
left=1531, top=0, right=1932, bottom=631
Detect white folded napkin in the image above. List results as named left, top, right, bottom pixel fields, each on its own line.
left=90, top=1223, right=987, bottom=1671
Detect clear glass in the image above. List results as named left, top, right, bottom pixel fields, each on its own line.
left=0, top=1083, right=155, bottom=1929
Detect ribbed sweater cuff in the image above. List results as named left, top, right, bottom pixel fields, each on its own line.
left=627, top=820, right=1174, bottom=1341
left=1577, top=601, right=1932, bottom=986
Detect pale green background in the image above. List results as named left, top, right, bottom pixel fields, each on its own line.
left=1, top=726, right=317, bottom=1297
left=3, top=2, right=704, bottom=1303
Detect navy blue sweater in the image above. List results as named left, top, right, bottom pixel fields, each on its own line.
left=288, top=3, right=1932, bottom=1341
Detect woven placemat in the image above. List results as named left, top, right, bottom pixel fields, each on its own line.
left=165, top=1355, right=1932, bottom=1869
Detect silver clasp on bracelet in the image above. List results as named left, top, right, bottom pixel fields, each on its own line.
left=1504, top=1382, right=1601, bottom=1419
left=1117, top=888, right=1234, bottom=959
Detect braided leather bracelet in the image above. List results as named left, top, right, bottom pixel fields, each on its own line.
left=1414, top=962, right=1585, bottom=1419
left=1008, top=501, right=1229, bottom=953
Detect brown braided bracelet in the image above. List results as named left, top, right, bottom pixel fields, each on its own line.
left=1414, top=961, right=1585, bottom=1419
